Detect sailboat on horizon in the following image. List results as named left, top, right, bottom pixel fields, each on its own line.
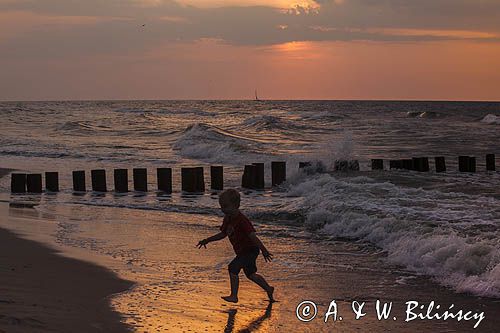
left=254, top=89, right=261, bottom=101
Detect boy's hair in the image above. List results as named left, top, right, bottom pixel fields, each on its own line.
left=219, top=189, right=241, bottom=208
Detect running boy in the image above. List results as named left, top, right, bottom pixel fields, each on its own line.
left=197, top=188, right=275, bottom=303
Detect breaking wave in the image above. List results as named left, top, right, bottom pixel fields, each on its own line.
left=172, top=123, right=269, bottom=164
left=282, top=173, right=500, bottom=298
left=481, top=114, right=500, bottom=125
left=242, top=115, right=306, bottom=131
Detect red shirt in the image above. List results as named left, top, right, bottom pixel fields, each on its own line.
left=220, top=211, right=256, bottom=255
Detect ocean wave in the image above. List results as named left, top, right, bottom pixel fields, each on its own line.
left=283, top=173, right=500, bottom=298
left=481, top=114, right=500, bottom=124
left=56, top=121, right=114, bottom=133
left=0, top=149, right=86, bottom=159
left=172, top=123, right=269, bottom=164
left=299, top=111, right=345, bottom=121
left=406, top=111, right=441, bottom=118
left=242, top=115, right=305, bottom=131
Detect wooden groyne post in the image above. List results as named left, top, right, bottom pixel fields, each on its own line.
left=412, top=157, right=430, bottom=172
left=242, top=164, right=256, bottom=189
left=253, top=163, right=265, bottom=190
left=73, top=170, right=86, bottom=192
left=486, top=154, right=496, bottom=171
left=133, top=168, right=148, bottom=192
left=389, top=160, right=401, bottom=170
left=334, top=160, right=360, bottom=171
left=114, top=169, right=128, bottom=193
left=11, top=173, right=27, bottom=193
left=157, top=168, right=172, bottom=193
left=181, top=167, right=205, bottom=193
left=27, top=174, right=42, bottom=193
left=435, top=157, right=446, bottom=173
left=45, top=172, right=59, bottom=192
left=371, top=159, right=384, bottom=170
left=210, top=166, right=223, bottom=191
left=458, top=156, right=476, bottom=173
left=335, top=160, right=348, bottom=171
left=91, top=169, right=107, bottom=192
left=271, top=161, right=286, bottom=186
left=195, top=167, right=205, bottom=192
left=299, top=162, right=311, bottom=169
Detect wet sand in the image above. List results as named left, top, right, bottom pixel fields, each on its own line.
left=0, top=168, right=134, bottom=333
left=1, top=167, right=500, bottom=332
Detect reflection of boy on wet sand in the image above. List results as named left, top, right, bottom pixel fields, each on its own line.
left=197, top=189, right=275, bottom=303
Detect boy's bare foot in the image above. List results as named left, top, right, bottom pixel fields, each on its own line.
left=221, top=295, right=238, bottom=303
left=267, top=286, right=275, bottom=302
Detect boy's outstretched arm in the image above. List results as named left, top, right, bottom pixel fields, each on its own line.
left=248, top=232, right=273, bottom=262
left=197, top=231, right=227, bottom=249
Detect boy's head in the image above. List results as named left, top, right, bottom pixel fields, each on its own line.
left=219, top=189, right=240, bottom=215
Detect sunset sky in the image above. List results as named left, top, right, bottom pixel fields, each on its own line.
left=1, top=0, right=500, bottom=101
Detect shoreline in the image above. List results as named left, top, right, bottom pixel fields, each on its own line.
left=2, top=167, right=500, bottom=332
left=0, top=168, right=134, bottom=333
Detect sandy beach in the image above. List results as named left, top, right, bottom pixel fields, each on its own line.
left=1, top=166, right=500, bottom=332
left=0, top=169, right=134, bottom=333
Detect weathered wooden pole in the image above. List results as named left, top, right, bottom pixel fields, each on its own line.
left=181, top=168, right=194, bottom=192
left=412, top=158, right=421, bottom=171
left=114, top=169, right=128, bottom=193
left=402, top=159, right=413, bottom=170
left=486, top=154, right=496, bottom=171
left=73, top=170, right=86, bottom=192
left=468, top=157, right=476, bottom=173
left=458, top=156, right=476, bottom=172
left=348, top=160, right=360, bottom=171
left=182, top=167, right=204, bottom=192
left=458, top=156, right=469, bottom=172
left=371, top=159, right=383, bottom=170
left=210, top=166, right=223, bottom=191
left=91, top=169, right=107, bottom=192
left=45, top=172, right=59, bottom=192
left=26, top=174, right=42, bottom=193
left=194, top=167, right=205, bottom=192
left=335, top=160, right=348, bottom=171
left=271, top=161, right=286, bottom=186
left=435, top=157, right=446, bottom=173
left=157, top=168, right=172, bottom=193
left=242, top=165, right=256, bottom=189
left=299, top=162, right=311, bottom=169
left=133, top=168, right=148, bottom=192
left=412, top=157, right=429, bottom=172
left=11, top=173, right=27, bottom=193
left=252, top=163, right=264, bottom=190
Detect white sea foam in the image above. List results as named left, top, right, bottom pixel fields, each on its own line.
left=284, top=173, right=500, bottom=298
left=172, top=123, right=268, bottom=164
left=481, top=114, right=500, bottom=124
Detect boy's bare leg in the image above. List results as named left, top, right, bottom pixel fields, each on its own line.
left=221, top=272, right=239, bottom=303
left=248, top=273, right=275, bottom=302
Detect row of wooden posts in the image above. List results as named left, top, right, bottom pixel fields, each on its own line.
left=371, top=154, right=496, bottom=172
left=8, top=155, right=497, bottom=194
left=10, top=162, right=288, bottom=194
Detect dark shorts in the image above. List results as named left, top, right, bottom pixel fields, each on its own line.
left=228, top=246, right=260, bottom=278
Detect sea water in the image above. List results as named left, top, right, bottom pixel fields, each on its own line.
left=1, top=100, right=499, bottom=301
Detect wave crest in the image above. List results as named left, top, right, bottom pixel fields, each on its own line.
left=284, top=173, right=500, bottom=298
left=481, top=114, right=500, bottom=124
left=172, top=123, right=268, bottom=163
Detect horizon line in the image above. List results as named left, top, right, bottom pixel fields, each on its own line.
left=2, top=98, right=500, bottom=103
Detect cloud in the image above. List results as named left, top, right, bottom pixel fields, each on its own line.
left=0, top=0, right=499, bottom=61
